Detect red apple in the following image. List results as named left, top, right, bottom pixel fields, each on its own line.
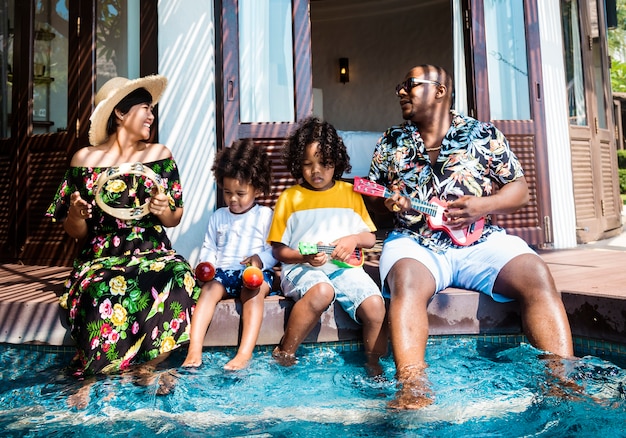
left=242, top=266, right=264, bottom=289
left=195, top=261, right=216, bottom=282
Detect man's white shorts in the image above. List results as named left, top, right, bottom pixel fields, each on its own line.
left=379, top=230, right=536, bottom=302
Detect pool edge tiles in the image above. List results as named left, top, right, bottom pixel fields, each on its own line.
left=3, top=335, right=626, bottom=368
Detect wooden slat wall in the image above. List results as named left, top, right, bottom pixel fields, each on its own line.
left=0, top=156, right=10, bottom=250
left=20, top=151, right=77, bottom=266
left=571, top=138, right=595, bottom=222
left=492, top=134, right=543, bottom=244
left=252, top=138, right=297, bottom=209
left=600, top=139, right=619, bottom=221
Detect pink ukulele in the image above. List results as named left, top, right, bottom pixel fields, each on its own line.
left=353, top=177, right=484, bottom=246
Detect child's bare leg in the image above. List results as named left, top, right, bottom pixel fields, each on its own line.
left=273, top=283, right=334, bottom=366
left=182, top=282, right=226, bottom=367
left=224, top=282, right=271, bottom=370
left=356, top=295, right=388, bottom=376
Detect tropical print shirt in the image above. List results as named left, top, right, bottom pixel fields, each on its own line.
left=368, top=111, right=524, bottom=253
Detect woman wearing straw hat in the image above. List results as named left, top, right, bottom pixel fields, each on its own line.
left=47, top=75, right=201, bottom=380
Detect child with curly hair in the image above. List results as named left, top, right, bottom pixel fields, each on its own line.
left=268, top=116, right=388, bottom=375
left=183, top=139, right=277, bottom=370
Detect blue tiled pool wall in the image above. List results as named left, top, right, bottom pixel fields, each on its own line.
left=5, top=335, right=626, bottom=368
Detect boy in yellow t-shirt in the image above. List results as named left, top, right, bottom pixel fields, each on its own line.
left=268, top=117, right=387, bottom=376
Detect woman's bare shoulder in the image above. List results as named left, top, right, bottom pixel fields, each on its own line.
left=144, top=143, right=174, bottom=161
left=69, top=145, right=108, bottom=167
left=69, top=143, right=172, bottom=168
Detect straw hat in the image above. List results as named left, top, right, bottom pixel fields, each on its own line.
left=88, top=74, right=168, bottom=146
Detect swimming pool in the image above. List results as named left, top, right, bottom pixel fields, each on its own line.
left=0, top=337, right=624, bottom=437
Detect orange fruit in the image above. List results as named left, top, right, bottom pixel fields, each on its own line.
left=242, top=266, right=264, bottom=289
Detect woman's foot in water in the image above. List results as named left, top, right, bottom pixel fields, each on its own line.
left=66, top=378, right=95, bottom=410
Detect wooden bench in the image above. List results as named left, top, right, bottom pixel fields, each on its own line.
left=0, top=263, right=73, bottom=345
left=0, top=261, right=523, bottom=347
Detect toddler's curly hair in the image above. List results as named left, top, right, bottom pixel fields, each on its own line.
left=212, top=139, right=272, bottom=195
left=283, top=116, right=351, bottom=180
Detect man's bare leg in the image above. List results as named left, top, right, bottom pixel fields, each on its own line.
left=494, top=254, right=574, bottom=358
left=385, top=258, right=437, bottom=410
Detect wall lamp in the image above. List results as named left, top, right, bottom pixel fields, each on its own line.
left=339, top=58, right=349, bottom=84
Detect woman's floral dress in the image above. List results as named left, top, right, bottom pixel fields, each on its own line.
left=46, top=157, right=201, bottom=376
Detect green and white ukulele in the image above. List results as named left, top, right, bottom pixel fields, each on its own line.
left=297, top=242, right=364, bottom=268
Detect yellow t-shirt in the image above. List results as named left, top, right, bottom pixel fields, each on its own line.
left=267, top=180, right=376, bottom=272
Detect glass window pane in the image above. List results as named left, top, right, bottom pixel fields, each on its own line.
left=0, top=0, right=14, bottom=138
left=33, top=0, right=69, bottom=135
left=589, top=0, right=607, bottom=129
left=453, top=0, right=468, bottom=115
left=484, top=0, right=531, bottom=120
left=561, top=0, right=587, bottom=126
left=239, top=0, right=295, bottom=123
left=96, top=0, right=140, bottom=89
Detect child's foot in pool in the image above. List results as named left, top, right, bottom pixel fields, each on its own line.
left=365, top=361, right=383, bottom=378
left=182, top=351, right=202, bottom=368
left=272, top=346, right=297, bottom=367
left=224, top=353, right=251, bottom=370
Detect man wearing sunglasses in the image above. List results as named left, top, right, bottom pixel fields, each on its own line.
left=366, top=64, right=574, bottom=410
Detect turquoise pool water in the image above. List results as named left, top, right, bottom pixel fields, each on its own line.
left=0, top=337, right=625, bottom=437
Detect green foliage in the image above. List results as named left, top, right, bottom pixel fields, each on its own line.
left=619, top=169, right=626, bottom=193
left=619, top=149, right=626, bottom=194
left=617, top=149, right=626, bottom=169
left=612, top=60, right=626, bottom=92
left=609, top=0, right=626, bottom=91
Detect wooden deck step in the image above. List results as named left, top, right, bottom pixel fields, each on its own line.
left=0, top=262, right=523, bottom=347
left=2, top=243, right=626, bottom=349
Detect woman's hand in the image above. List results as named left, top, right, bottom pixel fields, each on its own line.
left=148, top=188, right=169, bottom=217
left=69, top=191, right=92, bottom=220
left=147, top=187, right=183, bottom=227
left=63, top=191, right=90, bottom=239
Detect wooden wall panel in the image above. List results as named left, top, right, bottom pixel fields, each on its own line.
left=19, top=151, right=77, bottom=266
left=492, top=134, right=543, bottom=245
left=0, top=157, right=10, bottom=252
left=570, top=138, right=595, bottom=222
left=252, top=138, right=296, bottom=209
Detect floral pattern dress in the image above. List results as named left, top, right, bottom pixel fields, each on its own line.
left=46, top=157, right=201, bottom=376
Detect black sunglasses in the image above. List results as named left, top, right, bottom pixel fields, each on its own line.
left=395, top=77, right=442, bottom=96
